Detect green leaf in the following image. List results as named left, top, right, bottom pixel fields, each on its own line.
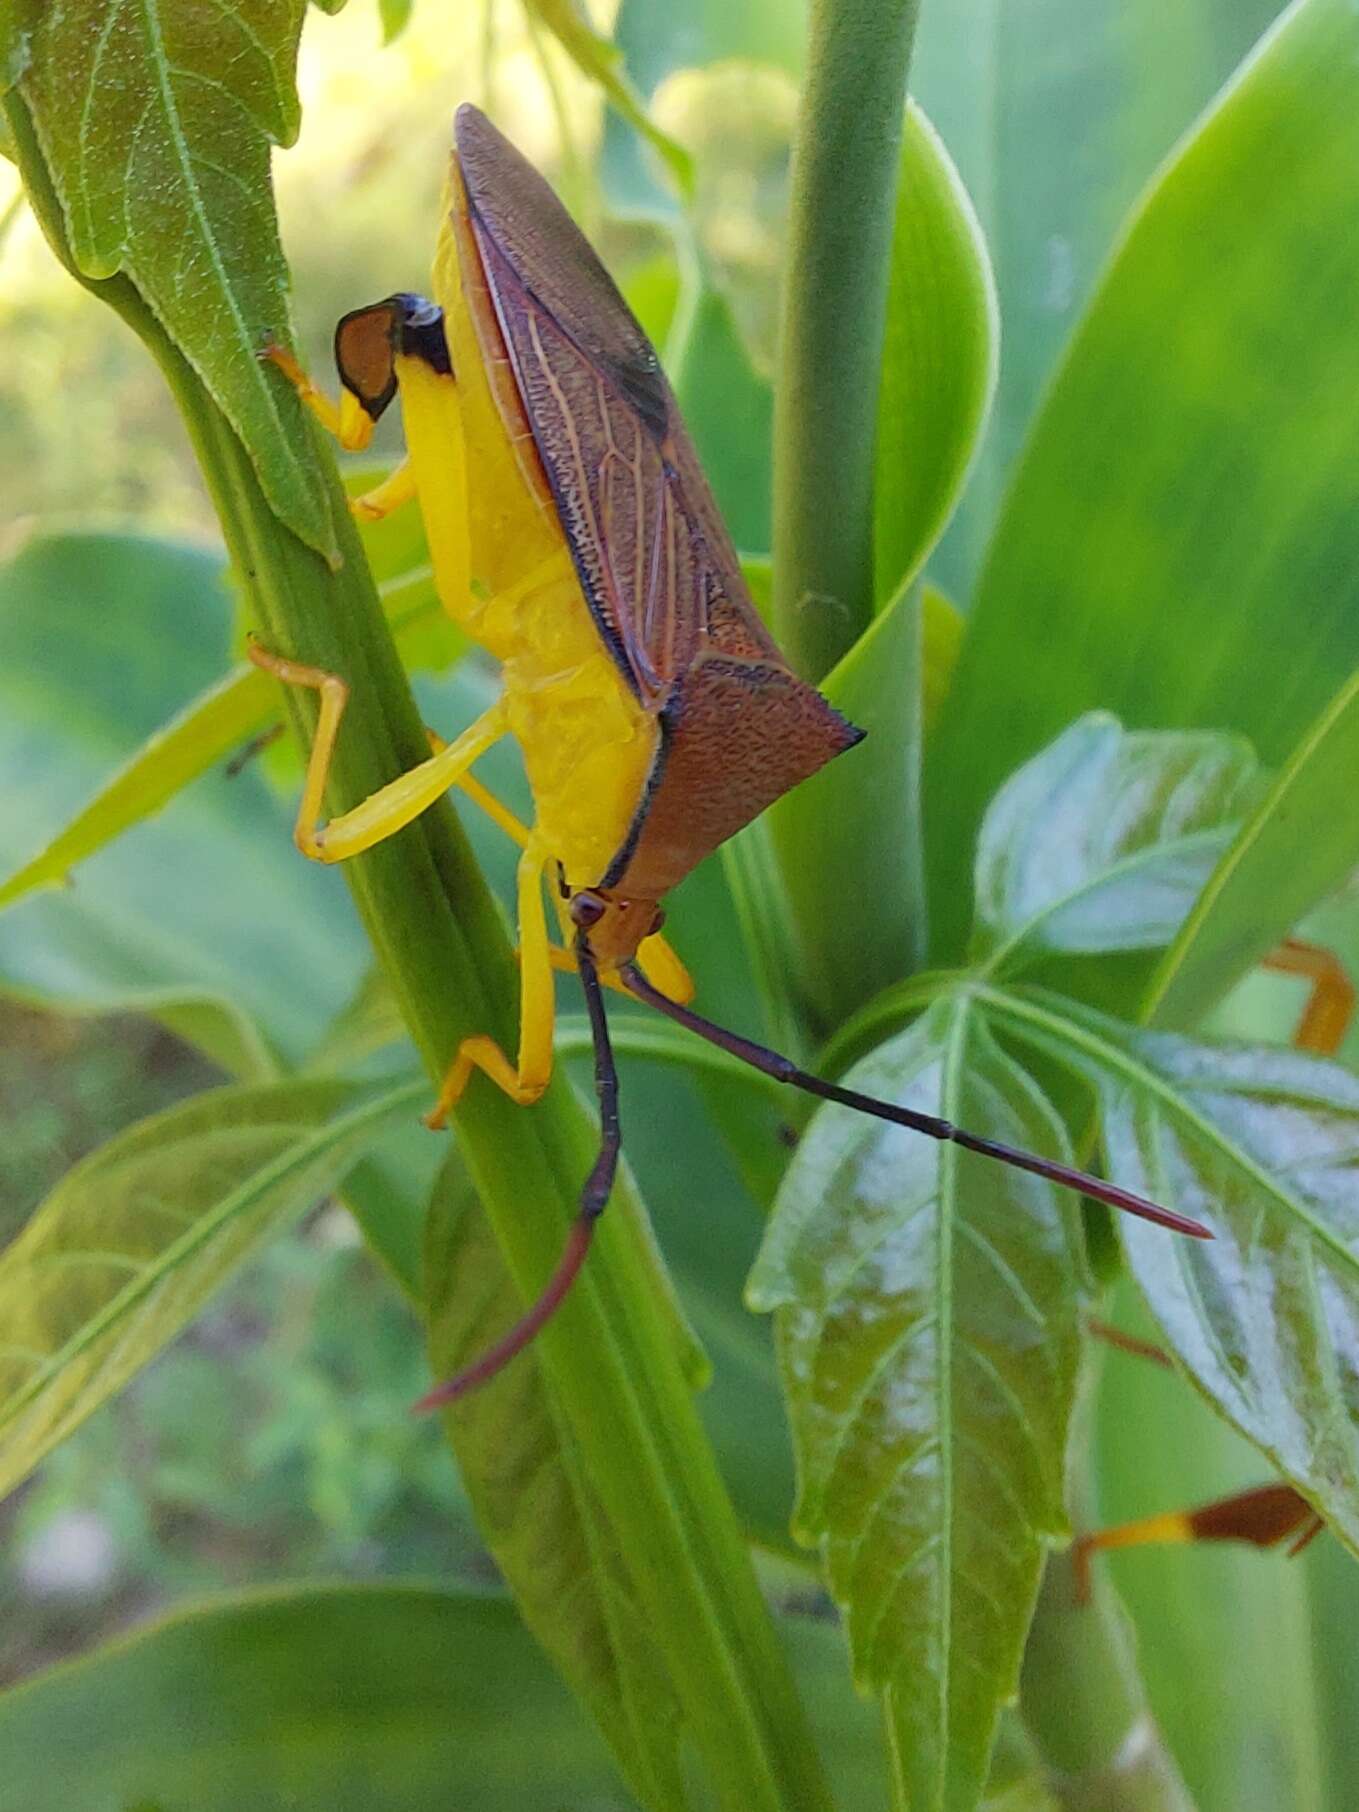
left=1093, top=1280, right=1327, bottom=1812
left=5, top=0, right=339, bottom=559
left=0, top=532, right=367, bottom=1065
left=0, top=1584, right=634, bottom=1811
left=987, top=985, right=1359, bottom=1554
left=378, top=0, right=414, bottom=44
left=424, top=1156, right=688, bottom=1809
left=874, top=99, right=998, bottom=605
left=1149, top=667, right=1359, bottom=1030
left=921, top=581, right=964, bottom=735
left=973, top=714, right=1261, bottom=972
left=770, top=578, right=925, bottom=1030
left=0, top=1076, right=421, bottom=1499
left=749, top=995, right=1084, bottom=1812
left=674, top=279, right=775, bottom=555
left=911, top=0, right=1282, bottom=601
left=925, top=0, right=1359, bottom=961
left=0, top=664, right=272, bottom=911
left=767, top=93, right=994, bottom=1029
left=0, top=500, right=456, bottom=921
left=0, top=1581, right=903, bottom=1812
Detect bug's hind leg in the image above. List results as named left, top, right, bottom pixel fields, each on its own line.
left=1261, top=936, right=1355, bottom=1056
left=247, top=641, right=506, bottom=862
left=426, top=836, right=556, bottom=1127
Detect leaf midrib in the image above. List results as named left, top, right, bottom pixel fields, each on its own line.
left=978, top=822, right=1235, bottom=978
left=980, top=983, right=1359, bottom=1280
left=0, top=1079, right=421, bottom=1434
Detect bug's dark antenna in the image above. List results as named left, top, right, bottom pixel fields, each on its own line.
left=619, top=962, right=1211, bottom=1240
left=414, top=933, right=623, bottom=1412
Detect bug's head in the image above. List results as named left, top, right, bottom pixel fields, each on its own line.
left=333, top=293, right=451, bottom=427
left=569, top=889, right=665, bottom=971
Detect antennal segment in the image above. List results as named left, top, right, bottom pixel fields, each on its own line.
left=619, top=964, right=1210, bottom=1241
left=415, top=935, right=624, bottom=1412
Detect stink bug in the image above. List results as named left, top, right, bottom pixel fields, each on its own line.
left=250, top=105, right=1208, bottom=1407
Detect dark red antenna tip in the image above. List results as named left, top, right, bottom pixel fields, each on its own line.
left=414, top=937, right=622, bottom=1412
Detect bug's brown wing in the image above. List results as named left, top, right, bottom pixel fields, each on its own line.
left=456, top=106, right=862, bottom=895
left=456, top=103, right=787, bottom=704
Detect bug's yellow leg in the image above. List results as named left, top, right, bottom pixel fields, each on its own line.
left=425, top=732, right=533, bottom=850
left=247, top=640, right=506, bottom=862
left=636, top=931, right=694, bottom=1005
left=456, top=772, right=532, bottom=847
left=1072, top=1485, right=1323, bottom=1603
left=544, top=936, right=693, bottom=1003
left=547, top=945, right=632, bottom=997
left=261, top=344, right=375, bottom=453
left=352, top=457, right=418, bottom=523
left=1262, top=937, right=1355, bottom=1056
left=426, top=837, right=555, bottom=1126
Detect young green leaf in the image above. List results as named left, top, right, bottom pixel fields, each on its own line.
left=0, top=1077, right=422, bottom=1501
left=926, top=0, right=1359, bottom=960
left=1149, top=667, right=1359, bottom=1031
left=749, top=995, right=1084, bottom=1812
left=874, top=100, right=998, bottom=606
left=987, top=986, right=1359, bottom=1553
left=425, top=1158, right=688, bottom=1810
left=973, top=714, right=1260, bottom=972
left=3, top=0, right=339, bottom=560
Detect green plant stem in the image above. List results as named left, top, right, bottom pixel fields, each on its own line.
left=771, top=0, right=921, bottom=682
left=1020, top=1374, right=1195, bottom=1812
left=4, top=92, right=831, bottom=1812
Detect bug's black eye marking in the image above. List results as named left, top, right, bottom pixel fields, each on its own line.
left=571, top=891, right=607, bottom=930
left=394, top=292, right=453, bottom=378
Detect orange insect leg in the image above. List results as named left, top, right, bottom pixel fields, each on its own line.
left=1261, top=936, right=1355, bottom=1056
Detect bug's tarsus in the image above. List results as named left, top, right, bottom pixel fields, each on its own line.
left=414, top=932, right=622, bottom=1414
left=618, top=963, right=1211, bottom=1241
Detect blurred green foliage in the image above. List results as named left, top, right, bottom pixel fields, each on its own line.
left=3, top=1, right=1359, bottom=1810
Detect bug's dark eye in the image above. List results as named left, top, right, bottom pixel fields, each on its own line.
left=570, top=891, right=607, bottom=929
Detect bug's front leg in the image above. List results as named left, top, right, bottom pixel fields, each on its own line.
left=262, top=343, right=377, bottom=455
left=247, top=641, right=507, bottom=862
left=260, top=342, right=415, bottom=524
left=425, top=836, right=556, bottom=1127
